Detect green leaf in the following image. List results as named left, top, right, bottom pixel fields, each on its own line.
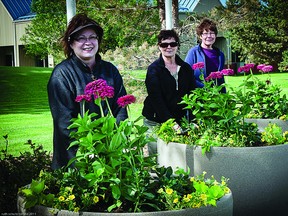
left=30, top=180, right=45, bottom=194
left=111, top=184, right=121, bottom=200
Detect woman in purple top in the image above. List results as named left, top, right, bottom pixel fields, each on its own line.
left=185, top=18, right=226, bottom=92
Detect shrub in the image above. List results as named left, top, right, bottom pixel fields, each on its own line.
left=0, top=135, right=52, bottom=213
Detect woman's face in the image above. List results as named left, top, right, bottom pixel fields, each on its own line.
left=158, top=37, right=178, bottom=58
left=200, top=29, right=216, bottom=48
left=70, top=28, right=99, bottom=62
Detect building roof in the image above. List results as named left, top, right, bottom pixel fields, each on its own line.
left=1, top=0, right=34, bottom=21
left=179, top=0, right=224, bottom=12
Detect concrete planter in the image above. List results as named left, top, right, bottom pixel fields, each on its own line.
left=17, top=192, right=233, bottom=216
left=157, top=139, right=288, bottom=216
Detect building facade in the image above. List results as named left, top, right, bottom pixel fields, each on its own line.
left=0, top=0, right=44, bottom=67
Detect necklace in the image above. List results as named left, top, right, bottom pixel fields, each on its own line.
left=91, top=73, right=96, bottom=80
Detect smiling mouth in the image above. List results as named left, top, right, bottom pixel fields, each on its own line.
left=83, top=47, right=93, bottom=51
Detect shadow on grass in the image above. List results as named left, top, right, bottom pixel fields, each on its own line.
left=0, top=66, right=52, bottom=115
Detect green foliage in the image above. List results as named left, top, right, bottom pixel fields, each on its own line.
left=0, top=136, right=52, bottom=213
left=233, top=74, right=288, bottom=119
left=278, top=50, right=288, bottom=72
left=103, top=42, right=159, bottom=70
left=155, top=65, right=288, bottom=152
left=179, top=79, right=262, bottom=150
left=214, top=0, right=288, bottom=69
left=261, top=123, right=288, bottom=145
left=23, top=0, right=66, bottom=60
left=23, top=0, right=160, bottom=62
left=154, top=169, right=230, bottom=210
left=19, top=79, right=229, bottom=213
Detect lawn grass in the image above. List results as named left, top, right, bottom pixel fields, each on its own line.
left=0, top=66, right=287, bottom=156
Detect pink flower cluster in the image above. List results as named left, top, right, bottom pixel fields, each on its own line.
left=84, top=79, right=114, bottom=100
left=238, top=63, right=273, bottom=74
left=117, top=95, right=136, bottom=108
left=221, top=68, right=234, bottom=76
left=205, top=71, right=223, bottom=81
left=257, top=64, right=273, bottom=73
left=75, top=94, right=92, bottom=103
left=237, top=63, right=255, bottom=73
left=192, top=62, right=205, bottom=70
left=75, top=79, right=115, bottom=103
left=204, top=69, right=234, bottom=81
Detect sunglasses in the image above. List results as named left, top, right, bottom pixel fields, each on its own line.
left=159, top=42, right=178, bottom=48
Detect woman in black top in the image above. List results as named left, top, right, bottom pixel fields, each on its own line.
left=142, top=29, right=196, bottom=155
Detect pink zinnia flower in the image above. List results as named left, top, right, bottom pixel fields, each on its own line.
left=75, top=94, right=92, bottom=102
left=245, top=63, right=255, bottom=70
left=205, top=71, right=223, bottom=81
left=192, top=62, right=205, bottom=70
left=84, top=79, right=114, bottom=100
left=261, top=65, right=273, bottom=73
left=117, top=95, right=136, bottom=108
left=257, top=64, right=266, bottom=71
left=85, top=79, right=107, bottom=95
left=237, top=65, right=250, bottom=73
left=98, top=85, right=114, bottom=100
left=221, top=69, right=234, bottom=76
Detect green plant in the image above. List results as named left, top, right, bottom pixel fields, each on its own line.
left=261, top=123, right=288, bottom=145
left=19, top=79, right=230, bottom=213
left=0, top=136, right=51, bottom=213
left=155, top=63, right=288, bottom=153
left=233, top=65, right=288, bottom=119
left=154, top=168, right=229, bottom=210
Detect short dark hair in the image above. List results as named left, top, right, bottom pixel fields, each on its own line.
left=61, top=13, right=103, bottom=57
left=196, top=18, right=218, bottom=36
left=157, top=29, right=180, bottom=46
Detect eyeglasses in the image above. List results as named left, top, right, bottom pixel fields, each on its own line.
left=75, top=35, right=98, bottom=43
left=202, top=32, right=216, bottom=37
left=159, top=42, right=178, bottom=48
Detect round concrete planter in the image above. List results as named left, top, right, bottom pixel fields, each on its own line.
left=157, top=139, right=288, bottom=216
left=17, top=192, right=233, bottom=216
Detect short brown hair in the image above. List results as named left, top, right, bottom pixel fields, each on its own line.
left=61, top=13, right=103, bottom=57
left=196, top=18, right=218, bottom=36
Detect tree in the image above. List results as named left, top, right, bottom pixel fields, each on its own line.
left=214, top=0, right=288, bottom=69
left=22, top=0, right=160, bottom=62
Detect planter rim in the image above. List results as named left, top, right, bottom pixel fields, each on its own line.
left=17, top=192, right=232, bottom=215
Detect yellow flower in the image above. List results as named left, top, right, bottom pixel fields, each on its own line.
left=200, top=194, right=207, bottom=201
left=190, top=177, right=195, bottom=182
left=173, top=198, right=178, bottom=203
left=157, top=188, right=164, bottom=193
left=187, top=194, right=192, bottom=199
left=183, top=195, right=190, bottom=202
left=193, top=203, right=202, bottom=208
left=224, top=187, right=230, bottom=194
left=69, top=194, right=75, bottom=200
left=165, top=188, right=173, bottom=195
left=93, top=196, right=99, bottom=204
left=74, top=207, right=80, bottom=212
left=58, top=196, right=65, bottom=202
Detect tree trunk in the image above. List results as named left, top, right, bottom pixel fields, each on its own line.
left=158, top=0, right=166, bottom=29
left=172, top=0, right=179, bottom=28
left=157, top=0, right=179, bottom=30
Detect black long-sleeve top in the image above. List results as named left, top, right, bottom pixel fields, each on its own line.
left=47, top=54, right=127, bottom=169
left=142, top=54, right=196, bottom=124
